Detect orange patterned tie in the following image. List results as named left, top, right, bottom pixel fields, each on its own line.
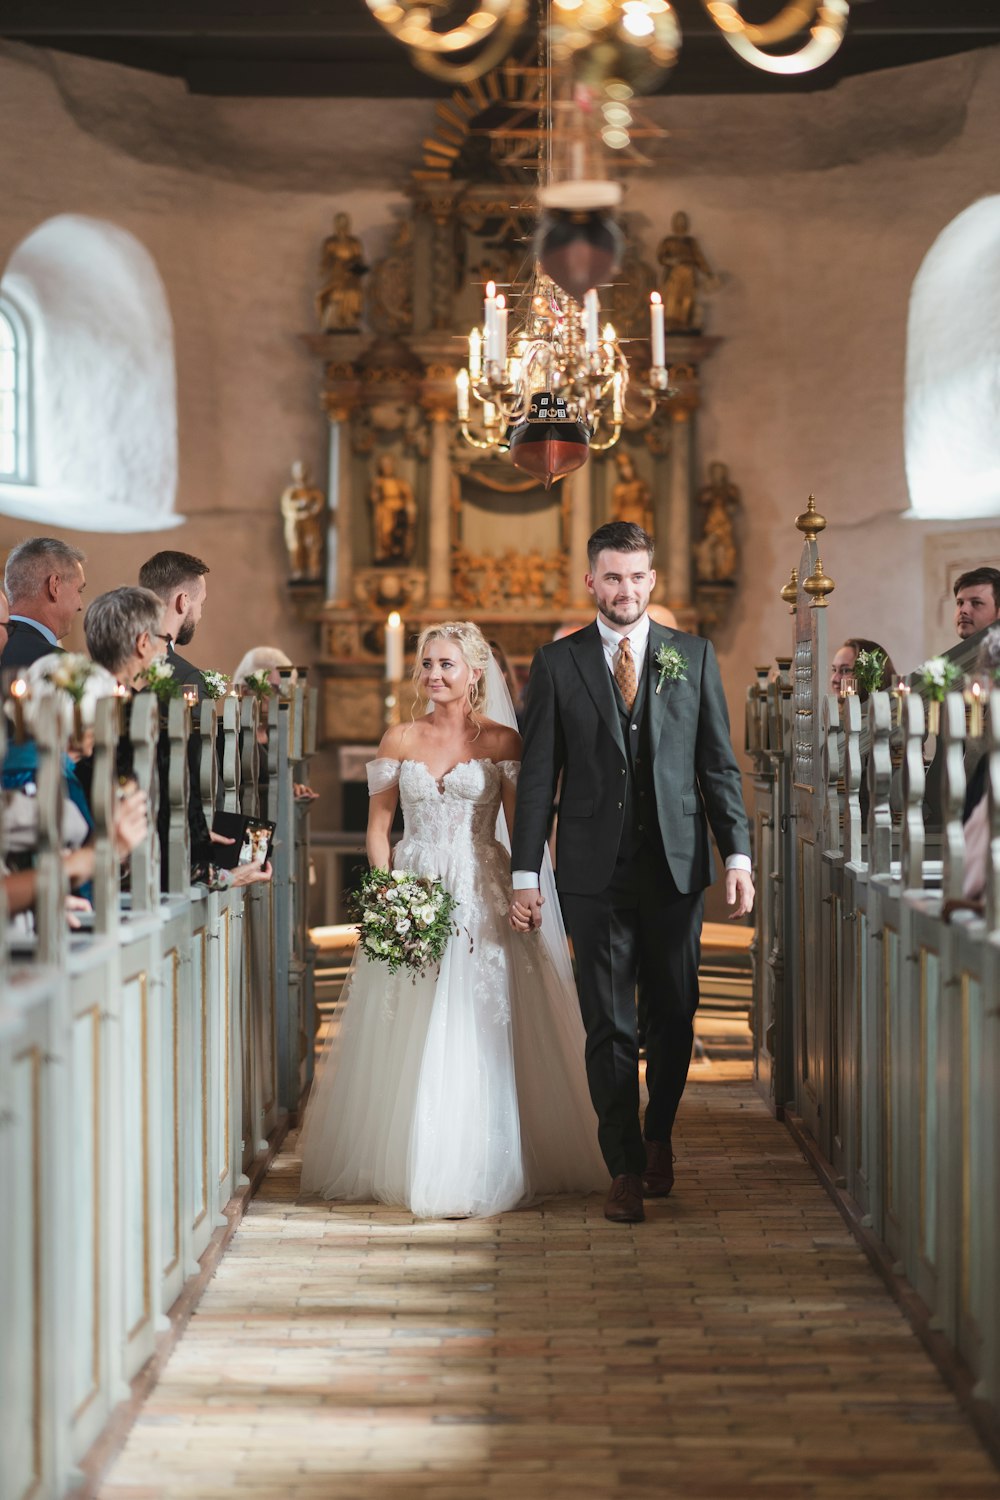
left=614, top=635, right=637, bottom=710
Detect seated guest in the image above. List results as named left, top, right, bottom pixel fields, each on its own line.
left=83, top=586, right=168, bottom=689
left=85, top=588, right=271, bottom=892
left=138, top=550, right=211, bottom=700
left=1, top=537, right=87, bottom=669
left=233, top=646, right=317, bottom=802
left=954, top=568, right=1000, bottom=641
left=2, top=792, right=148, bottom=927
left=0, top=587, right=9, bottom=655
left=2, top=653, right=149, bottom=925
left=233, top=645, right=294, bottom=690
left=2, top=653, right=121, bottom=856
left=830, top=637, right=895, bottom=700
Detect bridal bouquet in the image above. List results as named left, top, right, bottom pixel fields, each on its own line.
left=351, top=868, right=458, bottom=977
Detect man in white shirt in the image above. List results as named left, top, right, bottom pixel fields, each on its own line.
left=510, top=521, right=753, bottom=1224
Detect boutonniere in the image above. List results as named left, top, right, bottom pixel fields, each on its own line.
left=654, top=643, right=687, bottom=695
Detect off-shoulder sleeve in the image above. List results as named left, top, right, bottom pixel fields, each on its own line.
left=366, top=757, right=401, bottom=794
left=497, top=759, right=521, bottom=785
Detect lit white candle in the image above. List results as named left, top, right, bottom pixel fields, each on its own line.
left=468, top=327, right=482, bottom=380
left=584, top=288, right=600, bottom=353
left=456, top=368, right=470, bottom=420
left=495, top=294, right=508, bottom=365
left=385, top=611, right=404, bottom=682
left=650, top=291, right=665, bottom=368
left=484, top=281, right=498, bottom=362
left=612, top=369, right=624, bottom=422
left=10, top=677, right=27, bottom=741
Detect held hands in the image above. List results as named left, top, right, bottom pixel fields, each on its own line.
left=726, top=867, right=755, bottom=920
left=509, top=887, right=544, bottom=933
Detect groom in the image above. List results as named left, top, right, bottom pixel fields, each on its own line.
left=509, top=521, right=753, bottom=1223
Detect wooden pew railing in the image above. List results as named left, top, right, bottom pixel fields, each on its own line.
left=0, top=676, right=318, bottom=1500
left=747, top=516, right=1000, bottom=1441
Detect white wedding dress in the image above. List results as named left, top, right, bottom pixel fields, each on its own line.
left=298, top=755, right=607, bottom=1217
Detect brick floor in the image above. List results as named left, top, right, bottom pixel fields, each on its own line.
left=98, top=1062, right=1000, bottom=1499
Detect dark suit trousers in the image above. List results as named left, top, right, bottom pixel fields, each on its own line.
left=561, top=843, right=704, bottom=1177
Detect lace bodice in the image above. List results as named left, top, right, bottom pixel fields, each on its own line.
left=366, top=756, right=517, bottom=912
left=368, top=756, right=517, bottom=854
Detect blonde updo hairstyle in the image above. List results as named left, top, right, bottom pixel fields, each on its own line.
left=412, top=620, right=491, bottom=724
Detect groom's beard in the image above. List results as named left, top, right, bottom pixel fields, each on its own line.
left=600, top=600, right=649, bottom=628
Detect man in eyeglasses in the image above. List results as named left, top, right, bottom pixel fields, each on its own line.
left=138, top=551, right=211, bottom=701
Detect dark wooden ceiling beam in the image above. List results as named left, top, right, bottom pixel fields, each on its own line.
left=1, top=1, right=997, bottom=97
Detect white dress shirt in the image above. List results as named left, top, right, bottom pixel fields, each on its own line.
left=513, top=613, right=751, bottom=887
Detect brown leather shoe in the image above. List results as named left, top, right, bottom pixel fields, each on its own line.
left=604, top=1173, right=645, bottom=1223
left=642, top=1138, right=675, bottom=1197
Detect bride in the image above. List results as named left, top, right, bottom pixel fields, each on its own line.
left=299, top=620, right=606, bottom=1218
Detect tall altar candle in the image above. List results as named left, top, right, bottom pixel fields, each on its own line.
left=484, top=281, right=498, bottom=362
left=649, top=291, right=665, bottom=368
left=455, top=368, right=470, bottom=420
left=494, top=294, right=508, bottom=366
left=584, top=288, right=599, bottom=353
left=385, top=612, right=404, bottom=682
left=468, top=327, right=482, bottom=380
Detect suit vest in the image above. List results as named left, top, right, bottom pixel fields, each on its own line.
left=610, top=654, right=664, bottom=864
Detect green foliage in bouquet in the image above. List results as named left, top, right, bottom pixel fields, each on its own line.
left=139, top=659, right=182, bottom=702
left=915, top=656, right=963, bottom=701
left=350, top=868, right=458, bottom=977
left=201, top=670, right=231, bottom=700
left=853, top=648, right=887, bottom=695
left=241, top=671, right=274, bottom=700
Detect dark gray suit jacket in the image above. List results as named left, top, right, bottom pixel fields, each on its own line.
left=167, top=645, right=206, bottom=702
left=0, top=619, right=63, bottom=671
left=511, top=620, right=750, bottom=897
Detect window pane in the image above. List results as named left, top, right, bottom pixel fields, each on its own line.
left=0, top=348, right=15, bottom=391
left=0, top=433, right=16, bottom=473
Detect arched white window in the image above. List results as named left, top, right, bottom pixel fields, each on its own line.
left=0, top=294, right=31, bottom=483
left=0, top=214, right=181, bottom=532
left=905, top=196, right=1000, bottom=521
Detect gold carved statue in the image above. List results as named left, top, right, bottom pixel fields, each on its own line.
left=610, top=450, right=653, bottom=533
left=316, top=212, right=367, bottom=333
left=369, top=455, right=418, bottom=566
left=657, top=211, right=715, bottom=332
left=280, top=461, right=325, bottom=581
left=695, top=461, right=740, bottom=583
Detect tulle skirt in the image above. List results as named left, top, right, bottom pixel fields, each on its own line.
left=298, top=842, right=607, bottom=1218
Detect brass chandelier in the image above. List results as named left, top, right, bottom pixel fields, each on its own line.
left=364, top=1, right=852, bottom=84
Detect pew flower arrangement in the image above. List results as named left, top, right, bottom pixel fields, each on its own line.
left=241, top=671, right=274, bottom=700
left=915, top=655, right=963, bottom=736
left=853, top=648, right=887, bottom=695
left=201, top=671, right=231, bottom=700
left=915, top=656, right=962, bottom=701
left=350, top=867, right=458, bottom=977
left=37, top=652, right=97, bottom=705
left=139, top=659, right=182, bottom=702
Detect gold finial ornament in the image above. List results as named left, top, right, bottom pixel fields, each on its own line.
left=779, top=566, right=799, bottom=612
left=794, top=493, right=827, bottom=541
left=802, top=556, right=835, bottom=608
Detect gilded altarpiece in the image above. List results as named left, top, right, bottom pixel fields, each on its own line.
left=293, top=72, right=730, bottom=743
